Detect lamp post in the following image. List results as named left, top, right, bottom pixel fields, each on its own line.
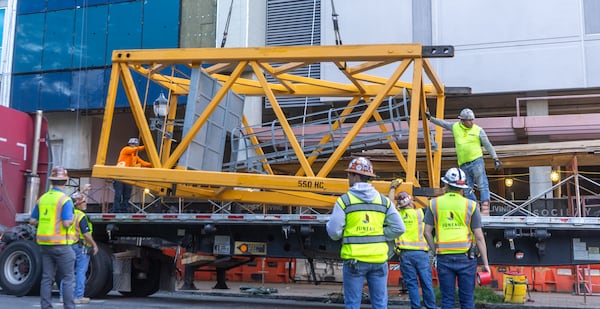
left=153, top=92, right=169, bottom=118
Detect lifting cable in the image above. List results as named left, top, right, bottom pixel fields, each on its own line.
left=301, top=0, right=320, bottom=149
left=221, top=0, right=234, bottom=48
left=331, top=0, right=342, bottom=46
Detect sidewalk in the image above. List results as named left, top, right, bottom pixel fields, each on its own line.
left=180, top=280, right=600, bottom=309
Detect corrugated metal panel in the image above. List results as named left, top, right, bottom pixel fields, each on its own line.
left=266, top=0, right=321, bottom=107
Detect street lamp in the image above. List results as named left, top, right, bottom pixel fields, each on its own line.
left=153, top=92, right=169, bottom=117
left=504, top=178, right=514, bottom=188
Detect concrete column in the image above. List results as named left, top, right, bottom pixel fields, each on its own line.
left=527, top=99, right=552, bottom=198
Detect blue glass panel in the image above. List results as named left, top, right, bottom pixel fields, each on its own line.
left=43, top=10, right=75, bottom=70
left=17, top=0, right=47, bottom=15
left=47, top=0, right=76, bottom=11
left=0, top=9, right=5, bottom=43
left=72, top=69, right=106, bottom=110
left=142, top=0, right=179, bottom=49
left=76, top=0, right=108, bottom=7
left=11, top=74, right=41, bottom=112
left=13, top=14, right=45, bottom=73
left=106, top=1, right=142, bottom=65
left=39, top=72, right=72, bottom=111
left=74, top=5, right=108, bottom=67
left=105, top=68, right=128, bottom=108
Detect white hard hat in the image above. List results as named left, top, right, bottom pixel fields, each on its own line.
left=128, top=137, right=139, bottom=145
left=441, top=167, right=469, bottom=189
left=458, top=108, right=475, bottom=120
left=345, top=157, right=376, bottom=177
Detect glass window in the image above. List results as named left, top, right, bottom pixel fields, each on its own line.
left=13, top=14, right=45, bottom=73
left=72, top=69, right=106, bottom=110
left=39, top=71, right=72, bottom=111
left=142, top=0, right=179, bottom=49
left=584, top=0, right=600, bottom=34
left=17, top=1, right=46, bottom=15
left=106, top=1, right=142, bottom=65
left=47, top=0, right=76, bottom=11
left=42, top=10, right=75, bottom=70
left=74, top=5, right=108, bottom=67
left=11, top=74, right=41, bottom=112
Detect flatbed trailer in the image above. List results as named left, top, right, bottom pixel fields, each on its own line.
left=3, top=43, right=599, bottom=299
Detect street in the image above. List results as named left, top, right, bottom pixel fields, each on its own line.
left=0, top=290, right=412, bottom=308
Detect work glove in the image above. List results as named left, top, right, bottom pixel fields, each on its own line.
left=429, top=252, right=437, bottom=269
left=390, top=179, right=402, bottom=190
left=424, top=111, right=431, bottom=120
left=494, top=159, right=503, bottom=171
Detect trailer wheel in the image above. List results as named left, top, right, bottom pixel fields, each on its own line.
left=119, top=258, right=160, bottom=297
left=84, top=243, right=113, bottom=298
left=0, top=240, right=42, bottom=296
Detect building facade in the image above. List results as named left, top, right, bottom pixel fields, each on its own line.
left=3, top=0, right=599, bottom=200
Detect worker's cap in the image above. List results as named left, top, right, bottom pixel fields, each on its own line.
left=48, top=166, right=69, bottom=180
left=345, top=157, right=376, bottom=177
left=71, top=192, right=86, bottom=205
left=441, top=167, right=469, bottom=189
left=395, top=191, right=412, bottom=207
left=458, top=108, right=475, bottom=120
left=128, top=137, right=139, bottom=146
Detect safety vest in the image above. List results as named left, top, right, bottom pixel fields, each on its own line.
left=36, top=190, right=77, bottom=245
left=337, top=192, right=391, bottom=263
left=72, top=209, right=93, bottom=247
left=429, top=192, right=475, bottom=254
left=395, top=208, right=428, bottom=251
left=452, top=122, right=483, bottom=165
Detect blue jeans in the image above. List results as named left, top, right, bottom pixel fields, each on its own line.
left=61, top=244, right=90, bottom=299
left=436, top=253, right=477, bottom=309
left=400, top=250, right=437, bottom=309
left=40, top=245, right=75, bottom=309
left=342, top=260, right=388, bottom=309
left=113, top=180, right=132, bottom=212
left=460, top=157, right=490, bottom=202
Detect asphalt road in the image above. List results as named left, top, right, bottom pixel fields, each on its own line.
left=0, top=290, right=411, bottom=308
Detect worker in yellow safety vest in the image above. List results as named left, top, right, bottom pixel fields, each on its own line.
left=424, top=167, right=490, bottom=309
left=29, top=166, right=77, bottom=309
left=388, top=183, right=436, bottom=309
left=59, top=187, right=99, bottom=304
left=426, top=108, right=502, bottom=215
left=327, top=156, right=405, bottom=309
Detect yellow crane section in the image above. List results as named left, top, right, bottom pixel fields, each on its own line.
left=92, top=44, right=453, bottom=208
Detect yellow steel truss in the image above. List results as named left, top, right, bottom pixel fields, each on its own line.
left=93, top=44, right=451, bottom=208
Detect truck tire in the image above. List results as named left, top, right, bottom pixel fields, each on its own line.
left=0, top=240, right=42, bottom=296
left=84, top=243, right=113, bottom=298
left=119, top=257, right=160, bottom=297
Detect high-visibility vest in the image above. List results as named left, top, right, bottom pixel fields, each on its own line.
left=36, top=190, right=77, bottom=245
left=73, top=209, right=93, bottom=247
left=395, top=208, right=428, bottom=251
left=452, top=122, right=483, bottom=165
left=337, top=192, right=391, bottom=263
left=429, top=192, right=475, bottom=254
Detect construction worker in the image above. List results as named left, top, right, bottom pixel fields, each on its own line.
left=29, top=166, right=77, bottom=309
left=424, top=167, right=490, bottom=309
left=388, top=184, right=436, bottom=309
left=426, top=108, right=502, bottom=215
left=327, top=157, right=405, bottom=309
left=113, top=137, right=151, bottom=213
left=60, top=188, right=99, bottom=304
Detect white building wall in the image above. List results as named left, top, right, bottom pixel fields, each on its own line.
left=319, top=0, right=600, bottom=94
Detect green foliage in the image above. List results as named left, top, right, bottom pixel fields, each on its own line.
left=433, top=286, right=504, bottom=305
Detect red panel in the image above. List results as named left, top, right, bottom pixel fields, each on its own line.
left=0, top=106, right=49, bottom=227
